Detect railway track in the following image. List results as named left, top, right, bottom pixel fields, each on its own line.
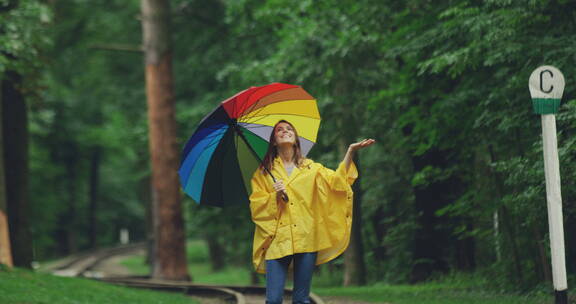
left=45, top=243, right=145, bottom=278
left=45, top=244, right=325, bottom=304
left=100, top=276, right=325, bottom=304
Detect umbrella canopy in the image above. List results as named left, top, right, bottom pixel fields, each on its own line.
left=179, top=83, right=321, bottom=207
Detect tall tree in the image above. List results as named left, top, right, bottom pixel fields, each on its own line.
left=2, top=71, right=33, bottom=268
left=141, top=0, right=190, bottom=280
left=343, top=154, right=367, bottom=286
left=0, top=79, right=13, bottom=267
left=1, top=0, right=52, bottom=264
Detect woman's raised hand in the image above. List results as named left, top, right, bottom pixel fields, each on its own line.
left=348, top=139, right=376, bottom=152
left=343, top=139, right=375, bottom=170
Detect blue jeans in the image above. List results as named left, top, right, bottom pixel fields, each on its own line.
left=265, top=252, right=317, bottom=304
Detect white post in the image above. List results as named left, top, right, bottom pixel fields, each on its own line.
left=541, top=115, right=567, bottom=289
left=529, top=65, right=567, bottom=304
left=120, top=228, right=130, bottom=245
left=493, top=210, right=501, bottom=262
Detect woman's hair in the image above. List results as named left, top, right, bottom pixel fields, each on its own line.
left=261, top=120, right=304, bottom=173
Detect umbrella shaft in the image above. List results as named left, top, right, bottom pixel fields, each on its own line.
left=231, top=122, right=288, bottom=201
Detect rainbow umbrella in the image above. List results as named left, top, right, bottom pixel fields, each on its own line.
left=179, top=83, right=321, bottom=207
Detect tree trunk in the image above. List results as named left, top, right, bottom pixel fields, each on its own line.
left=409, top=149, right=452, bottom=282
left=475, top=142, right=499, bottom=263
left=455, top=222, right=476, bottom=271
left=371, top=205, right=387, bottom=262
left=0, top=77, right=13, bottom=267
left=333, top=76, right=367, bottom=286
left=500, top=206, right=524, bottom=283
left=342, top=144, right=367, bottom=286
left=205, top=235, right=225, bottom=272
left=88, top=147, right=101, bottom=248
left=64, top=144, right=79, bottom=254
left=488, top=145, right=524, bottom=284
left=140, top=175, right=154, bottom=266
left=141, top=0, right=190, bottom=281
left=2, top=71, right=32, bottom=268
left=533, top=224, right=552, bottom=283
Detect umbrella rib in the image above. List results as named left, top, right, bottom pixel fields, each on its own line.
left=185, top=128, right=229, bottom=174
left=239, top=97, right=316, bottom=121
left=235, top=87, right=261, bottom=118
left=239, top=122, right=312, bottom=146
left=239, top=107, right=320, bottom=122
left=241, top=112, right=321, bottom=121
left=237, top=85, right=276, bottom=118
left=183, top=124, right=226, bottom=155
left=187, top=126, right=228, bottom=148
left=190, top=123, right=228, bottom=135
left=236, top=86, right=298, bottom=120
left=248, top=96, right=313, bottom=112
left=239, top=113, right=321, bottom=126
left=237, top=97, right=282, bottom=121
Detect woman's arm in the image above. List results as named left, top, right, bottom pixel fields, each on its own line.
left=249, top=172, right=279, bottom=235
left=343, top=139, right=376, bottom=170
left=314, top=139, right=375, bottom=192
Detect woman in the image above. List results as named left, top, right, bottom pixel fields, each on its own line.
left=249, top=120, right=374, bottom=304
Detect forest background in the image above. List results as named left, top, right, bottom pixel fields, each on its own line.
left=2, top=0, right=576, bottom=294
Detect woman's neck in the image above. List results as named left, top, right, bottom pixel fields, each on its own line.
left=277, top=145, right=295, bottom=164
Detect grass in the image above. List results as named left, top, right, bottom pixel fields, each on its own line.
left=0, top=266, right=197, bottom=304
left=314, top=283, right=552, bottom=304
left=310, top=267, right=554, bottom=303
left=312, top=270, right=554, bottom=303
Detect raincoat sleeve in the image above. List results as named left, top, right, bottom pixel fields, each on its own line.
left=311, top=159, right=358, bottom=266
left=317, top=161, right=358, bottom=192
left=249, top=169, right=280, bottom=273
left=249, top=169, right=278, bottom=238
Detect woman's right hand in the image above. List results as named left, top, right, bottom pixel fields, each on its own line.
left=273, top=180, right=288, bottom=202
left=273, top=180, right=286, bottom=193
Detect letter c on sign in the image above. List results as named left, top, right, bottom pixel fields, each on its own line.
left=540, top=70, right=554, bottom=93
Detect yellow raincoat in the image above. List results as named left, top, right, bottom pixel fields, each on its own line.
left=249, top=156, right=358, bottom=274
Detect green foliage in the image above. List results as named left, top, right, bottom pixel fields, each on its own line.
left=12, top=0, right=576, bottom=293
left=26, top=0, right=148, bottom=258
left=0, top=0, right=51, bottom=75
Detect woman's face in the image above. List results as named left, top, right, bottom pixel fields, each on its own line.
left=274, top=122, right=296, bottom=147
